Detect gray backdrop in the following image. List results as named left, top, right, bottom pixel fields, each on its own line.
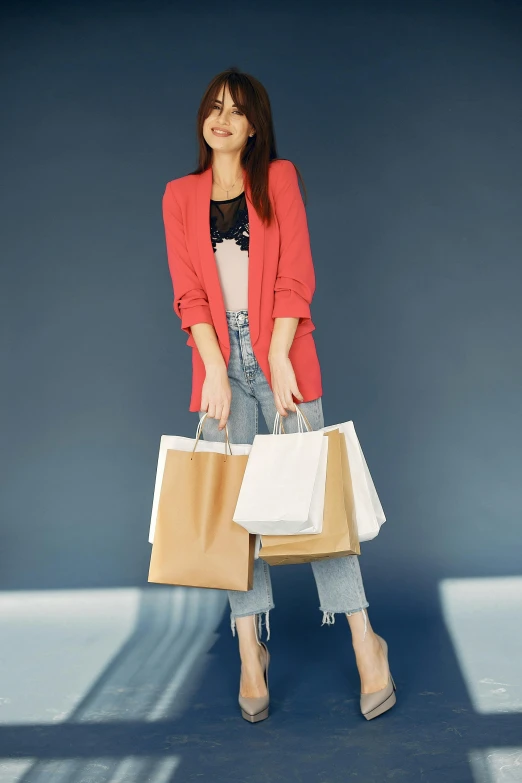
left=2, top=0, right=521, bottom=615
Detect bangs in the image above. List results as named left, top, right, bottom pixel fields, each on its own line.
left=212, top=77, right=251, bottom=115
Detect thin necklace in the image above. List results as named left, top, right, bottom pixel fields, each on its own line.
left=212, top=171, right=244, bottom=199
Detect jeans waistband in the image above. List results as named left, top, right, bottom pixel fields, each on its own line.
left=226, top=309, right=249, bottom=327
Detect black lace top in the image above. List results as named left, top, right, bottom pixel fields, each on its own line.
left=210, top=191, right=250, bottom=252
left=210, top=191, right=250, bottom=311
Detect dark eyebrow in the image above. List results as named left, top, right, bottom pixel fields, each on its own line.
left=213, top=98, right=238, bottom=107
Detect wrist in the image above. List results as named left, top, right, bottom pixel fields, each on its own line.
left=268, top=348, right=289, bottom=363
left=204, top=358, right=226, bottom=372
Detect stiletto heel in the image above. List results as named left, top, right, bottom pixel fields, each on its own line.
left=238, top=615, right=270, bottom=723
left=360, top=634, right=397, bottom=720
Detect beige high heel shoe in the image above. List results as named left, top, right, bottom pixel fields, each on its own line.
left=238, top=615, right=270, bottom=723
left=360, top=634, right=396, bottom=720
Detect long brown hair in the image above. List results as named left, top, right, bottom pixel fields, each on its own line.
left=188, top=66, right=307, bottom=227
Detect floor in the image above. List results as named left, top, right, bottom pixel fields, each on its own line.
left=0, top=576, right=521, bottom=783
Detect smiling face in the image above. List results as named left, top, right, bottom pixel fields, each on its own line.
left=202, top=82, right=255, bottom=154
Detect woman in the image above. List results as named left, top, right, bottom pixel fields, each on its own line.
left=162, top=67, right=396, bottom=723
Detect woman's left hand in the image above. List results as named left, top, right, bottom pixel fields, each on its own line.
left=268, top=351, right=304, bottom=416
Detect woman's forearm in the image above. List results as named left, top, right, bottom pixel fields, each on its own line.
left=268, top=317, right=299, bottom=360
left=191, top=315, right=298, bottom=371
left=190, top=323, right=226, bottom=369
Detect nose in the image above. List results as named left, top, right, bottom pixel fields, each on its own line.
left=212, top=115, right=230, bottom=128
left=215, top=106, right=231, bottom=122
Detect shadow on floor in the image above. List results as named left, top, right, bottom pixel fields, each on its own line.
left=0, top=579, right=520, bottom=782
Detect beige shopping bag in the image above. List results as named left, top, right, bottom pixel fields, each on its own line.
left=148, top=415, right=255, bottom=590
left=258, top=427, right=360, bottom=565
left=322, top=420, right=386, bottom=541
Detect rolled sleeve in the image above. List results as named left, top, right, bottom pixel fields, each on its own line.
left=272, top=280, right=312, bottom=320
left=162, top=181, right=213, bottom=337
left=271, top=160, right=315, bottom=321
left=178, top=292, right=214, bottom=331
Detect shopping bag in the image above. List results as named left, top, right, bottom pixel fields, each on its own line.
left=321, top=420, right=385, bottom=541
left=232, top=407, right=329, bottom=535
left=148, top=413, right=255, bottom=590
left=148, top=416, right=255, bottom=543
left=259, top=427, right=360, bottom=564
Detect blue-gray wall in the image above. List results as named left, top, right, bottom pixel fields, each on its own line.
left=2, top=0, right=521, bottom=614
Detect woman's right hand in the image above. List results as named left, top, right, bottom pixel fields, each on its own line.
left=200, top=363, right=232, bottom=431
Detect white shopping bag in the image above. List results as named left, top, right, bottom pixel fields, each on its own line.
left=148, top=416, right=252, bottom=545
left=233, top=407, right=329, bottom=536
left=321, top=420, right=386, bottom=541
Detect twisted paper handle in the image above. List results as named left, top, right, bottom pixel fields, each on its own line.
left=191, top=412, right=233, bottom=460
left=273, top=404, right=313, bottom=435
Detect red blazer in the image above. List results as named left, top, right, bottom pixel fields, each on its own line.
left=162, top=158, right=323, bottom=412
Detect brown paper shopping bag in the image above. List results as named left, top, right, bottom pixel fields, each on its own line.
left=148, top=419, right=255, bottom=590
left=259, top=428, right=360, bottom=565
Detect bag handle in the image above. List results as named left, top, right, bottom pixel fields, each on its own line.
left=191, top=412, right=233, bottom=460
left=273, top=404, right=313, bottom=435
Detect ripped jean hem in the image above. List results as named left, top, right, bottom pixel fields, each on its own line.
left=320, top=604, right=370, bottom=640
left=230, top=605, right=275, bottom=642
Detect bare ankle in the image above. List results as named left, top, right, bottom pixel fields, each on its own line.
left=240, top=642, right=264, bottom=665
left=353, top=631, right=381, bottom=656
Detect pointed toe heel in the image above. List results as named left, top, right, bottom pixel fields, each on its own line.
left=361, top=686, right=396, bottom=720
left=240, top=703, right=270, bottom=723
left=360, top=635, right=397, bottom=721
left=238, top=614, right=270, bottom=723
left=238, top=643, right=270, bottom=723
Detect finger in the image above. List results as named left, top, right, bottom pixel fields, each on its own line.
left=214, top=403, right=224, bottom=429
left=274, top=392, right=287, bottom=417
left=275, top=387, right=287, bottom=410
left=214, top=403, right=223, bottom=424
left=282, top=390, right=296, bottom=412
left=293, top=384, right=304, bottom=402
left=219, top=401, right=230, bottom=430
left=207, top=402, right=216, bottom=420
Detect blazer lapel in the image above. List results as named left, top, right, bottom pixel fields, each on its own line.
left=196, top=167, right=228, bottom=347
left=195, top=165, right=265, bottom=349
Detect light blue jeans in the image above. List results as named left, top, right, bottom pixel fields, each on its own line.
left=197, top=309, right=369, bottom=642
